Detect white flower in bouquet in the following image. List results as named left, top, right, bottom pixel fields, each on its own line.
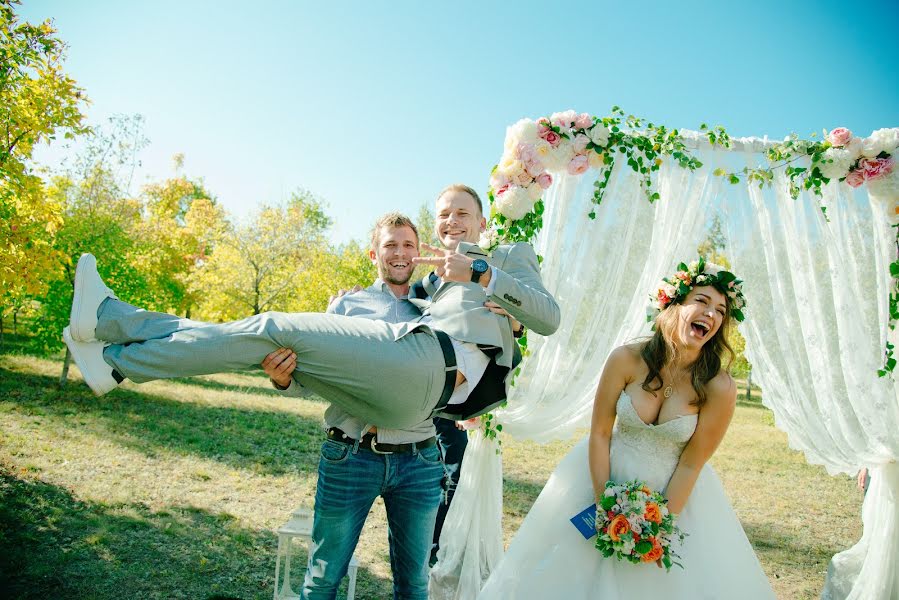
left=818, top=147, right=856, bottom=180
left=526, top=182, right=543, bottom=201
left=861, top=128, right=899, bottom=158
left=494, top=186, right=536, bottom=221
left=478, top=227, right=500, bottom=250
left=542, top=138, right=576, bottom=172
left=504, top=118, right=539, bottom=152
left=589, top=123, right=611, bottom=148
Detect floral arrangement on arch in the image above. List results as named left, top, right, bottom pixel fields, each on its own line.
left=481, top=107, right=899, bottom=376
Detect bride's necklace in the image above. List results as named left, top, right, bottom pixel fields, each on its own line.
left=663, top=383, right=674, bottom=399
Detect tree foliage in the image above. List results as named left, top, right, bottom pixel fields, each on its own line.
left=0, top=0, right=88, bottom=329
left=189, top=190, right=332, bottom=320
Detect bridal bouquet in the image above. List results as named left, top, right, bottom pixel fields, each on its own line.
left=594, top=480, right=685, bottom=570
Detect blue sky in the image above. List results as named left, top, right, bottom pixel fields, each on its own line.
left=21, top=0, right=899, bottom=244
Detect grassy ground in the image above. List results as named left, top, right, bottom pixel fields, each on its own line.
left=0, top=341, right=863, bottom=599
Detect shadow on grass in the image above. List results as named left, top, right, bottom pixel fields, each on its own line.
left=741, top=520, right=837, bottom=567
left=0, top=468, right=392, bottom=600
left=0, top=366, right=324, bottom=476
left=501, top=475, right=547, bottom=519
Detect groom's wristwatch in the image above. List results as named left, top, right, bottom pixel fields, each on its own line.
left=470, top=259, right=489, bottom=283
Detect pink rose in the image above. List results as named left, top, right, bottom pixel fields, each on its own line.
left=860, top=157, right=894, bottom=181
left=845, top=169, right=865, bottom=188
left=536, top=117, right=551, bottom=134
left=518, top=142, right=537, bottom=162
left=572, top=133, right=590, bottom=154
left=567, top=155, right=589, bottom=175
left=828, top=127, right=853, bottom=147
left=541, top=129, right=562, bottom=147
left=490, top=171, right=511, bottom=191
left=524, top=157, right=544, bottom=177
left=551, top=110, right=577, bottom=130
left=536, top=172, right=553, bottom=189
left=574, top=112, right=593, bottom=129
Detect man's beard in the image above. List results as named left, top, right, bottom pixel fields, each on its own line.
left=380, top=260, right=412, bottom=286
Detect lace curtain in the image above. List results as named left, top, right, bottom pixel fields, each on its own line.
left=430, top=136, right=899, bottom=600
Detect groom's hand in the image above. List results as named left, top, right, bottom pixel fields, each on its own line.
left=413, top=243, right=491, bottom=285
left=262, top=347, right=296, bottom=389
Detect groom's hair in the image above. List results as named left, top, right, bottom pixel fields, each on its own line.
left=437, top=183, right=483, bottom=216
left=370, top=212, right=419, bottom=250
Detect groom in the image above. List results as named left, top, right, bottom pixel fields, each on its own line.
left=63, top=189, right=559, bottom=429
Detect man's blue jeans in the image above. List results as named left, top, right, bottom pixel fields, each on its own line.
left=301, top=438, right=445, bottom=600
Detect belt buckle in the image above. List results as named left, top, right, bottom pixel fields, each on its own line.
left=370, top=438, right=394, bottom=455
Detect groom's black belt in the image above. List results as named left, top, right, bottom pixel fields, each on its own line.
left=327, top=428, right=437, bottom=454
left=422, top=328, right=457, bottom=415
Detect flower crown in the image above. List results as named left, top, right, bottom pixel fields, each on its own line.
left=649, top=257, right=746, bottom=323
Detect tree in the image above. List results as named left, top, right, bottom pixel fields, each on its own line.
left=130, top=155, right=225, bottom=316
left=697, top=213, right=751, bottom=378
left=190, top=190, right=332, bottom=320
left=0, top=0, right=88, bottom=342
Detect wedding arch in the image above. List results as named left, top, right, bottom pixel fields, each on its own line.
left=429, top=109, right=899, bottom=600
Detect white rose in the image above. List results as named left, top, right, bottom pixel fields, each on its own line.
left=498, top=157, right=526, bottom=179
left=504, top=118, right=539, bottom=152
left=863, top=128, right=899, bottom=158
left=818, top=147, right=855, bottom=179
left=542, top=138, right=576, bottom=172
left=589, top=123, right=610, bottom=147
left=493, top=186, right=536, bottom=221
left=478, top=228, right=499, bottom=250
left=844, top=136, right=863, bottom=159
left=868, top=168, right=899, bottom=206
left=526, top=182, right=543, bottom=201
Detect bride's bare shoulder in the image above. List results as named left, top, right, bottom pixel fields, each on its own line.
left=605, top=343, right=644, bottom=381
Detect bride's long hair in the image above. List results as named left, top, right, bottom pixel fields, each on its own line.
left=640, top=293, right=736, bottom=407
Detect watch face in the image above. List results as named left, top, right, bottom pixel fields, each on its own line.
left=472, top=259, right=489, bottom=273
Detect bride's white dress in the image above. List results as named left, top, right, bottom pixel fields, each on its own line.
left=477, top=392, right=776, bottom=599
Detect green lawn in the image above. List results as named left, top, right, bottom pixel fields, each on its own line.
left=0, top=346, right=863, bottom=599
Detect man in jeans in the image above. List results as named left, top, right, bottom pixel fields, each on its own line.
left=262, top=213, right=444, bottom=600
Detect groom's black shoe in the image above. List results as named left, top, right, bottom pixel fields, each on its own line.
left=69, top=253, right=117, bottom=342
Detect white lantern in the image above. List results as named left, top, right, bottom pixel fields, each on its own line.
left=272, top=505, right=359, bottom=599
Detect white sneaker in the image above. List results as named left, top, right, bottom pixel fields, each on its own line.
left=70, top=253, right=117, bottom=342
left=63, top=327, right=120, bottom=396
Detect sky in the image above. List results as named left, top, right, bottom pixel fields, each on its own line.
left=20, top=0, right=899, bottom=244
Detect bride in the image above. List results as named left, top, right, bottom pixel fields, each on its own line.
left=477, top=259, right=776, bottom=599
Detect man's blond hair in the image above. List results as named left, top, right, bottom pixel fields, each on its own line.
left=436, top=183, right=483, bottom=215
left=370, top=212, right=419, bottom=250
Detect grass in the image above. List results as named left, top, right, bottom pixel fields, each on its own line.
left=0, top=341, right=863, bottom=599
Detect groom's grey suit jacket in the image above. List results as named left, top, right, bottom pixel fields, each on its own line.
left=407, top=241, right=560, bottom=419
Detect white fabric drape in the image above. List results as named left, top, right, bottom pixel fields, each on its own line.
left=430, top=139, right=899, bottom=600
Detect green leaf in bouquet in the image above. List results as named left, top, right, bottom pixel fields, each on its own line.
left=634, top=540, right=653, bottom=555
left=600, top=495, right=616, bottom=510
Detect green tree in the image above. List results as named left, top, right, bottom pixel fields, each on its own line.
left=190, top=190, right=332, bottom=320
left=0, top=0, right=88, bottom=341
left=697, top=213, right=751, bottom=378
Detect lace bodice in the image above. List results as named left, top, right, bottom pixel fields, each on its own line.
left=609, top=391, right=698, bottom=490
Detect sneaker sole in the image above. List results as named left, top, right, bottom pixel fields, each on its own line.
left=63, top=327, right=117, bottom=396
left=70, top=254, right=97, bottom=342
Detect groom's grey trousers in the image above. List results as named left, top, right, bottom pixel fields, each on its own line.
left=98, top=299, right=450, bottom=429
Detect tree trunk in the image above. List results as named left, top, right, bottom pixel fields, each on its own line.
left=0, top=313, right=4, bottom=349
left=59, top=346, right=72, bottom=387
left=12, top=308, right=17, bottom=336
left=745, top=370, right=752, bottom=402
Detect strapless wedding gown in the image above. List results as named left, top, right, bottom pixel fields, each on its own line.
left=477, top=392, right=776, bottom=599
